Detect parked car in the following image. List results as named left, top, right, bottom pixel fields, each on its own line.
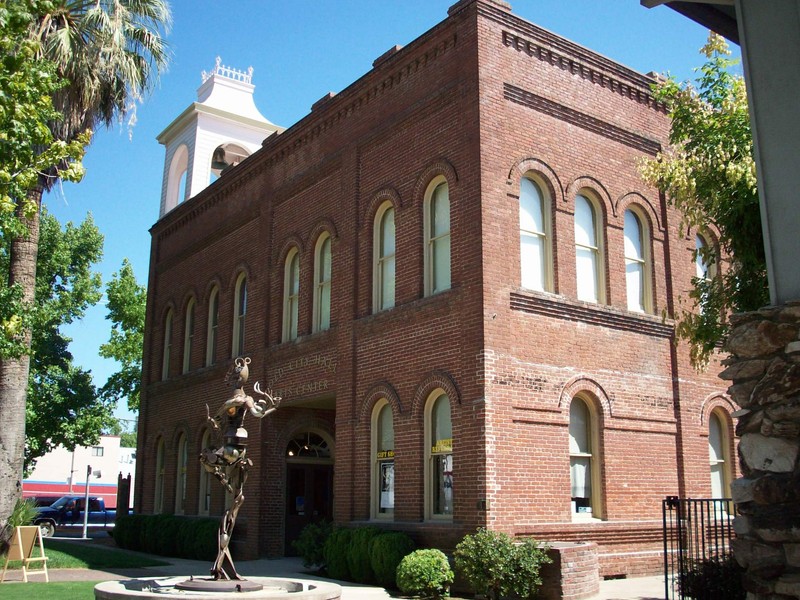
left=33, top=495, right=130, bottom=537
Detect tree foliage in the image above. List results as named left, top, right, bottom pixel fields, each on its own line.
left=99, top=258, right=145, bottom=412
left=640, top=33, right=768, bottom=368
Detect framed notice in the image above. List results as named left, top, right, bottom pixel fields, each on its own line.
left=380, top=462, right=395, bottom=509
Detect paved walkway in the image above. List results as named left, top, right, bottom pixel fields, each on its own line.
left=2, top=535, right=666, bottom=599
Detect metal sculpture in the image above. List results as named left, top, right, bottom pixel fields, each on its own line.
left=199, top=356, right=280, bottom=582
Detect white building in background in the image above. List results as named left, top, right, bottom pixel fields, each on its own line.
left=23, top=435, right=136, bottom=508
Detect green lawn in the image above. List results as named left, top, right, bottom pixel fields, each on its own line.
left=3, top=538, right=169, bottom=570
left=0, top=580, right=100, bottom=599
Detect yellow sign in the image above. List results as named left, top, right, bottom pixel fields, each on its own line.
left=376, top=450, right=395, bottom=459
left=431, top=438, right=452, bottom=454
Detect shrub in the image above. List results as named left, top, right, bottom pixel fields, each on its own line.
left=292, top=520, right=332, bottom=569
left=113, top=514, right=219, bottom=560
left=396, top=548, right=453, bottom=599
left=679, top=554, right=745, bottom=600
left=323, top=527, right=352, bottom=581
left=347, top=526, right=381, bottom=583
left=370, top=531, right=416, bottom=589
left=454, top=528, right=550, bottom=600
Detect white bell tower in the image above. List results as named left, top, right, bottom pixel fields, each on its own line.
left=156, top=57, right=283, bottom=217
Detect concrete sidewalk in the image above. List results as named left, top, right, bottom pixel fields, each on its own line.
left=2, top=537, right=666, bottom=600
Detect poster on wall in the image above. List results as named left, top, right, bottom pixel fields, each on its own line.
left=380, top=462, right=394, bottom=509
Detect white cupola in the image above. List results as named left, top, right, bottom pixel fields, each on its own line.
left=156, top=57, right=283, bottom=217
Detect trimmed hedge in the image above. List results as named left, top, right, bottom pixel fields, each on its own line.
left=323, top=527, right=353, bottom=581
left=370, top=531, right=416, bottom=589
left=114, top=514, right=220, bottom=560
left=347, top=526, right=381, bottom=583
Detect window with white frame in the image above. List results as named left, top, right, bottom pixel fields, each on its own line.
left=374, top=203, right=396, bottom=312
left=283, top=249, right=300, bottom=342
left=161, top=309, right=173, bottom=381
left=520, top=177, right=552, bottom=292
left=424, top=180, right=451, bottom=296
left=569, top=396, right=601, bottom=518
left=232, top=274, right=247, bottom=357
left=624, top=208, right=651, bottom=313
left=709, top=410, right=732, bottom=498
left=425, top=391, right=453, bottom=519
left=575, top=194, right=603, bottom=303
left=175, top=433, right=188, bottom=515
left=313, top=233, right=332, bottom=332
left=154, top=438, right=165, bottom=514
left=372, top=400, right=395, bottom=519
left=199, top=429, right=212, bottom=516
left=206, top=287, right=219, bottom=367
left=182, top=298, right=195, bottom=374
left=90, top=446, right=104, bottom=457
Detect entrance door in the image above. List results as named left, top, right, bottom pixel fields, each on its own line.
left=285, top=464, right=333, bottom=554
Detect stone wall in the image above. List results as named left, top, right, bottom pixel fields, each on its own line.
left=723, top=303, right=800, bottom=599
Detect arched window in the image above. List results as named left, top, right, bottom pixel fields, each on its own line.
left=575, top=194, right=603, bottom=303
left=709, top=410, right=732, bottom=498
left=371, top=400, right=395, bottom=519
left=425, top=391, right=453, bottom=520
left=520, top=177, right=552, bottom=292
left=175, top=433, right=188, bottom=515
left=206, top=286, right=219, bottom=367
left=182, top=298, right=195, bottom=374
left=624, top=208, right=651, bottom=313
left=199, top=429, right=212, bottom=516
left=154, top=438, right=165, bottom=514
left=313, top=233, right=332, bottom=332
left=374, top=203, right=396, bottom=312
left=283, top=249, right=300, bottom=342
left=424, top=180, right=451, bottom=296
left=569, top=396, right=602, bottom=519
left=161, top=309, right=173, bottom=381
left=232, top=274, right=247, bottom=357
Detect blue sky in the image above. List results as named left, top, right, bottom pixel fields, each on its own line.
left=44, top=0, right=734, bottom=426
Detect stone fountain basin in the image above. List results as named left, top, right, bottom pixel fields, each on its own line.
left=94, top=576, right=342, bottom=600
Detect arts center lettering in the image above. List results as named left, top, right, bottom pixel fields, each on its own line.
left=431, top=439, right=452, bottom=454
left=274, top=380, right=329, bottom=398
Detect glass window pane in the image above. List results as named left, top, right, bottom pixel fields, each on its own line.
left=321, top=237, right=332, bottom=281
left=381, top=256, right=395, bottom=310
left=709, top=413, right=723, bottom=463
left=569, top=400, right=590, bottom=454
left=570, top=456, right=592, bottom=498
left=626, top=261, right=644, bottom=312
left=433, top=236, right=451, bottom=292
left=521, top=233, right=544, bottom=290
left=290, top=254, right=300, bottom=295
left=624, top=210, right=643, bottom=260
left=432, top=184, right=450, bottom=237
left=432, top=395, right=452, bottom=444
left=576, top=248, right=598, bottom=302
left=381, top=209, right=395, bottom=256
left=320, top=283, right=331, bottom=330
left=520, top=178, right=544, bottom=233
left=378, top=404, right=394, bottom=451
left=574, top=196, right=596, bottom=247
left=433, top=453, right=453, bottom=515
left=696, top=234, right=710, bottom=280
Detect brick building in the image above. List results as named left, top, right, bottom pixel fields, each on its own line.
left=136, top=0, right=736, bottom=579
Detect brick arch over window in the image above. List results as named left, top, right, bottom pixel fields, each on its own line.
left=227, top=263, right=252, bottom=291
left=615, top=192, right=664, bottom=235
left=566, top=176, right=612, bottom=219
left=558, top=376, right=613, bottom=418
left=309, top=219, right=339, bottom=246
left=507, top=157, right=564, bottom=204
left=364, top=187, right=403, bottom=224
left=411, top=371, right=461, bottom=418
left=700, top=393, right=737, bottom=426
left=413, top=159, right=458, bottom=201
left=275, top=236, right=305, bottom=268
left=358, top=382, right=404, bottom=425
left=205, top=277, right=224, bottom=302
left=179, top=289, right=199, bottom=314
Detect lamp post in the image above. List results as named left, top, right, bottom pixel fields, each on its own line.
left=82, top=465, right=91, bottom=539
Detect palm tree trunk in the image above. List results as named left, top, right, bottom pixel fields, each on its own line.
left=0, top=185, right=42, bottom=545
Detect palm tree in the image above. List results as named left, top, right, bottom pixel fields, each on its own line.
left=0, top=0, right=171, bottom=542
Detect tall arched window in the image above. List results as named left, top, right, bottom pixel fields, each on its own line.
left=575, top=194, right=603, bottom=303
left=424, top=180, right=451, bottom=296
left=372, top=400, right=395, bottom=519
left=313, top=233, right=332, bottom=332
left=206, top=286, right=219, bottom=367
left=374, top=203, right=396, bottom=312
left=161, top=309, right=173, bottom=381
left=520, top=177, right=552, bottom=292
left=709, top=410, right=732, bottom=498
left=425, top=391, right=453, bottom=520
left=569, top=396, right=601, bottom=518
left=232, top=274, right=247, bottom=357
left=199, top=429, right=212, bottom=516
left=154, top=438, right=165, bottom=514
left=624, top=208, right=651, bottom=313
left=175, top=433, right=188, bottom=515
left=182, top=298, right=195, bottom=374
left=283, top=249, right=300, bottom=342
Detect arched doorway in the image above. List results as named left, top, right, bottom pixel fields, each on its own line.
left=284, top=430, right=334, bottom=554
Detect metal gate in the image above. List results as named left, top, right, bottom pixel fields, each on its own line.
left=662, top=496, right=735, bottom=599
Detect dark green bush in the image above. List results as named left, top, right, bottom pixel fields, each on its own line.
left=192, top=518, right=220, bottom=560
left=113, top=514, right=219, bottom=561
left=347, top=526, right=381, bottom=583
left=396, top=549, right=453, bottom=599
left=323, top=527, right=352, bottom=581
left=679, top=554, right=745, bottom=600
left=370, top=531, right=416, bottom=589
left=292, top=520, right=332, bottom=568
left=454, top=528, right=550, bottom=600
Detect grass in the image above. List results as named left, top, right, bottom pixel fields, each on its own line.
left=2, top=538, right=169, bottom=570
left=0, top=580, right=100, bottom=599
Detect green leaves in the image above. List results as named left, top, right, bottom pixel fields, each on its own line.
left=640, top=33, right=768, bottom=369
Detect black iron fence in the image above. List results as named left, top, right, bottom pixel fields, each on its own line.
left=662, top=496, right=735, bottom=600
